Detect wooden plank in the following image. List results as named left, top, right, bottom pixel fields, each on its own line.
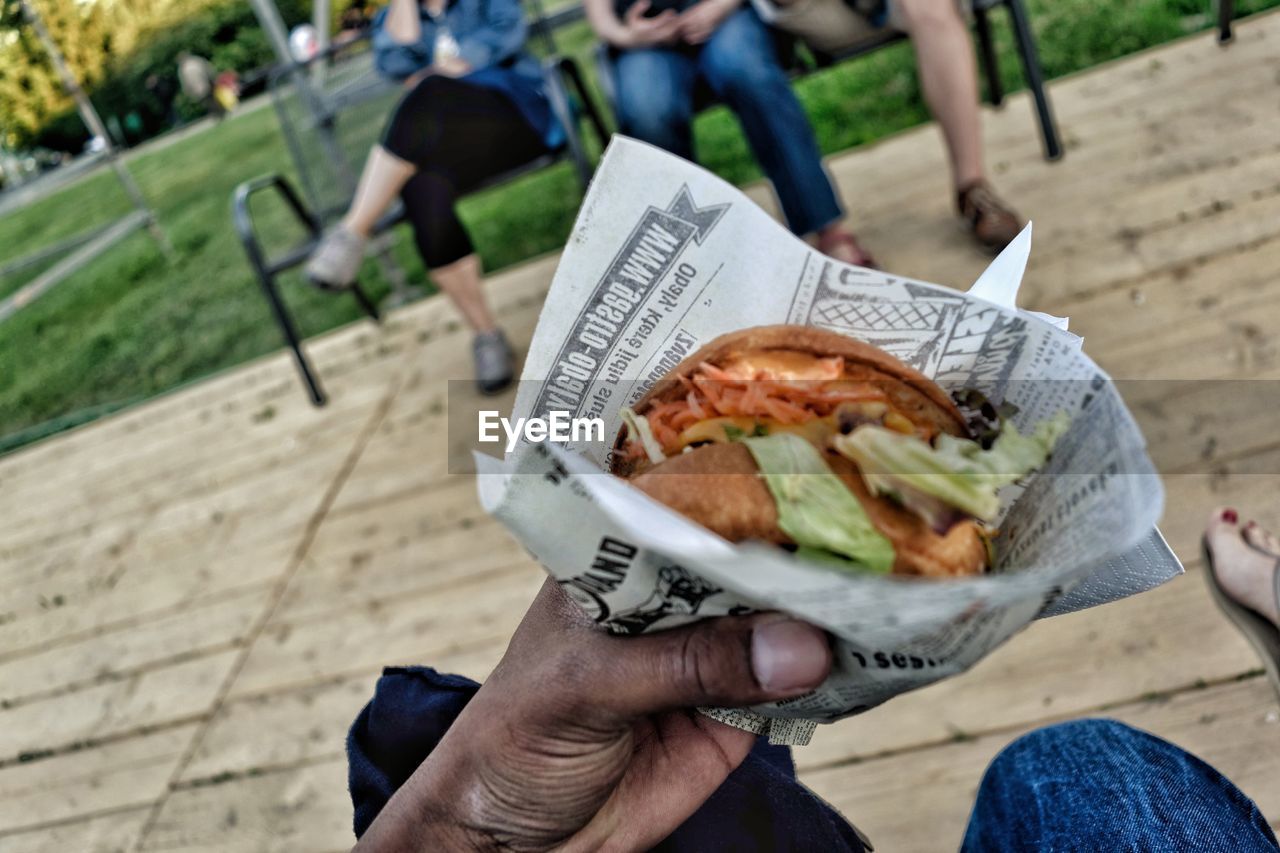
left=179, top=675, right=368, bottom=783
left=0, top=587, right=263, bottom=707
left=0, top=807, right=152, bottom=853
left=0, top=238, right=461, bottom=481
left=846, top=127, right=1280, bottom=303
left=0, top=330, right=380, bottom=499
left=0, top=482, right=303, bottom=658
left=225, top=566, right=540, bottom=700
left=0, top=650, right=238, bottom=762
left=271, top=501, right=533, bottom=624
left=0, top=270, right=426, bottom=516
left=1060, top=234, right=1280, bottom=371
left=155, top=679, right=1280, bottom=853
left=179, top=420, right=1280, bottom=783
left=799, top=678, right=1280, bottom=850
left=820, top=17, right=1280, bottom=215
left=1156, top=446, right=1280, bottom=561
left=0, top=533, right=291, bottom=664
left=1132, top=380, right=1280, bottom=476
left=179, top=432, right=1280, bottom=787
left=325, top=470, right=489, bottom=530
left=138, top=757, right=354, bottom=853
left=1, top=16, right=1277, bottom=850
left=178, top=644, right=506, bottom=786
left=0, top=724, right=197, bottom=834
left=798, top=563, right=1259, bottom=770
left=323, top=278, right=550, bottom=515
left=0, top=379, right=383, bottom=545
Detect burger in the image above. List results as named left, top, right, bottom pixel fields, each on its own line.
left=610, top=326, right=1068, bottom=578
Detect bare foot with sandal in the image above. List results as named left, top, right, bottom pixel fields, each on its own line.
left=1202, top=507, right=1280, bottom=700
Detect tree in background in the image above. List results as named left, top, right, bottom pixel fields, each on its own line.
left=0, top=0, right=340, bottom=152
left=0, top=0, right=144, bottom=148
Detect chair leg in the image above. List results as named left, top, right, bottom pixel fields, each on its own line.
left=257, top=271, right=327, bottom=407
left=973, top=6, right=1003, bottom=107
left=352, top=282, right=382, bottom=323
left=1218, top=0, right=1233, bottom=44
left=1005, top=0, right=1063, bottom=161
left=561, top=59, right=611, bottom=150
left=544, top=61, right=593, bottom=192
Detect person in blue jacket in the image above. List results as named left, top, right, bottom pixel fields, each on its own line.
left=306, top=0, right=564, bottom=393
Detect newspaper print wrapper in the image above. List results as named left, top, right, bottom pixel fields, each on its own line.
left=476, top=138, right=1182, bottom=746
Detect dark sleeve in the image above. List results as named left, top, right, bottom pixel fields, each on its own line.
left=456, top=0, right=529, bottom=70
left=347, top=668, right=867, bottom=851
left=346, top=667, right=481, bottom=838
left=653, top=738, right=871, bottom=853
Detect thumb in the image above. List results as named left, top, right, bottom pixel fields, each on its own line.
left=599, top=614, right=832, bottom=716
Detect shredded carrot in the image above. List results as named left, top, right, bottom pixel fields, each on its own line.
left=626, top=361, right=893, bottom=457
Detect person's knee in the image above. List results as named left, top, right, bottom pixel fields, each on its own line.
left=894, top=0, right=964, bottom=34
left=617, top=87, right=691, bottom=143
left=992, top=718, right=1136, bottom=773
left=701, top=30, right=787, bottom=99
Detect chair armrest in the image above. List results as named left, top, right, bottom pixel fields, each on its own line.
left=231, top=174, right=324, bottom=274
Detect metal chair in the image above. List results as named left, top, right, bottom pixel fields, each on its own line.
left=232, top=33, right=608, bottom=406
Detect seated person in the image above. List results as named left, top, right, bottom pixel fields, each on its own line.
left=306, top=0, right=564, bottom=393
left=348, top=578, right=1279, bottom=850
left=585, top=0, right=876, bottom=266
left=762, top=0, right=1024, bottom=252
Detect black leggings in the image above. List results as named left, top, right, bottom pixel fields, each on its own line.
left=381, top=75, right=549, bottom=269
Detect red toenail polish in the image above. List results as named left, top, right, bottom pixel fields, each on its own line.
left=1222, top=509, right=1238, bottom=523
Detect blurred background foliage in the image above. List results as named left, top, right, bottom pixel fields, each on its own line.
left=0, top=0, right=332, bottom=152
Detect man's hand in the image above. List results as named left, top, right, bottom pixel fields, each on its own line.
left=616, top=0, right=683, bottom=48
left=354, top=578, right=832, bottom=851
left=678, top=0, right=741, bottom=44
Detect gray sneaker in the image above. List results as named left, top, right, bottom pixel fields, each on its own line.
left=306, top=225, right=366, bottom=291
left=473, top=330, right=514, bottom=395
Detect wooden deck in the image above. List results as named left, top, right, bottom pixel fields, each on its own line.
left=3, top=14, right=1280, bottom=851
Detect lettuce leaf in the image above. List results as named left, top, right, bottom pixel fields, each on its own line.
left=621, top=407, right=666, bottom=464
left=831, top=412, right=1070, bottom=524
left=743, top=433, right=894, bottom=574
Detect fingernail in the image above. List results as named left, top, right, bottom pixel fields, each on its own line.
left=1222, top=508, right=1238, bottom=524
left=751, top=620, right=829, bottom=693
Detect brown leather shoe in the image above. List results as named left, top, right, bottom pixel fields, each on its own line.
left=957, top=181, right=1023, bottom=253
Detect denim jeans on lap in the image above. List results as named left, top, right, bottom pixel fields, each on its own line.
left=963, top=718, right=1280, bottom=853
left=611, top=7, right=843, bottom=236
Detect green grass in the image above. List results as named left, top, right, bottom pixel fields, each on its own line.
left=0, top=0, right=1276, bottom=450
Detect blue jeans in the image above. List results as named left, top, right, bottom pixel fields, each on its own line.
left=611, top=8, right=843, bottom=236
left=964, top=719, right=1279, bottom=852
